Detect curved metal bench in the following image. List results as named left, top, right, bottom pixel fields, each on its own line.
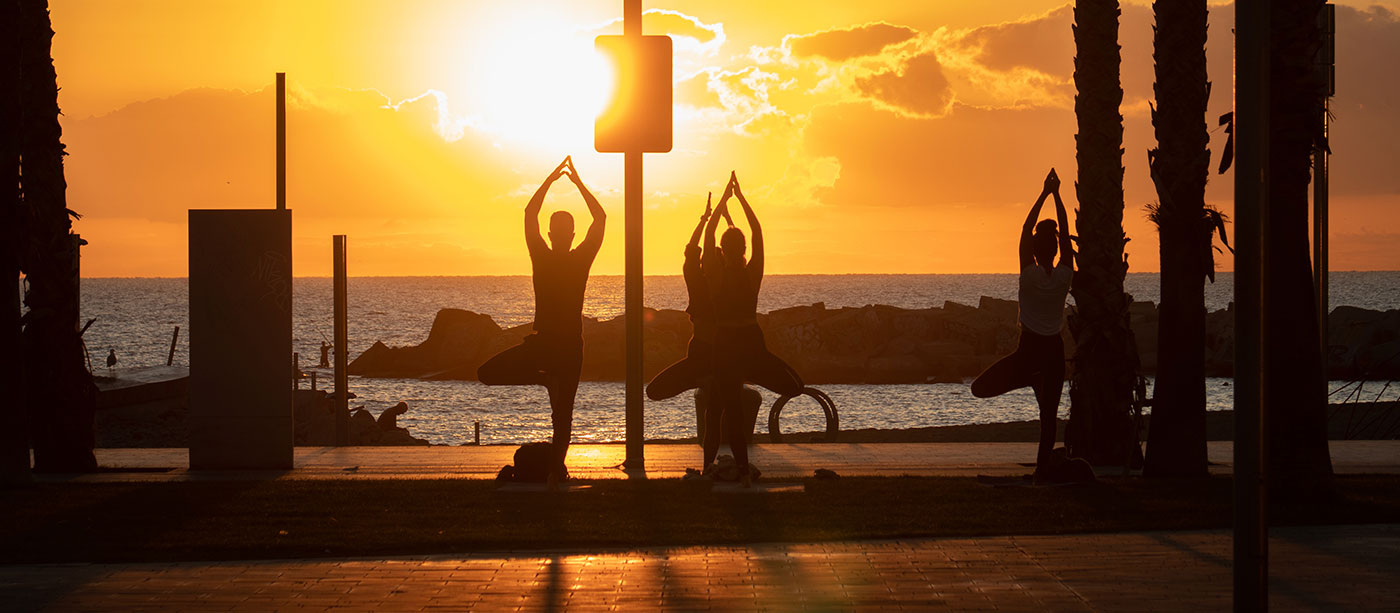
left=767, top=388, right=839, bottom=443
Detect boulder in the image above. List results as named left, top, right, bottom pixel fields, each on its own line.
left=865, top=355, right=928, bottom=384
left=349, top=309, right=503, bottom=378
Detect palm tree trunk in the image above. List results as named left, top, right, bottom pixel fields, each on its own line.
left=18, top=0, right=96, bottom=473
left=1068, top=0, right=1140, bottom=466
left=2, top=0, right=33, bottom=484
left=1144, top=1, right=1211, bottom=478
left=1266, top=0, right=1332, bottom=494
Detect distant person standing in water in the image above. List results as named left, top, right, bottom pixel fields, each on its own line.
left=971, top=168, right=1073, bottom=478
left=705, top=172, right=803, bottom=486
left=478, top=156, right=605, bottom=480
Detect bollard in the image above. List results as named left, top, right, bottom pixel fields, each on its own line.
left=167, top=326, right=180, bottom=366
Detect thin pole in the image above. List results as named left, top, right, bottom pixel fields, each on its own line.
left=1314, top=3, right=1334, bottom=362
left=624, top=152, right=644, bottom=467
left=1314, top=106, right=1328, bottom=356
left=333, top=235, right=349, bottom=446
left=1234, top=0, right=1270, bottom=610
left=624, top=0, right=640, bottom=35
left=167, top=326, right=180, bottom=366
left=622, top=0, right=645, bottom=470
left=276, top=73, right=286, bottom=211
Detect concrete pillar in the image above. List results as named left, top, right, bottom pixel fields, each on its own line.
left=188, top=209, right=293, bottom=470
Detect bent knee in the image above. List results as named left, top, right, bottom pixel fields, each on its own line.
left=970, top=379, right=995, bottom=398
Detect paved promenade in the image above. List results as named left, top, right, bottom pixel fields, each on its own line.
left=56, top=440, right=1400, bottom=482
left=3, top=524, right=1396, bottom=611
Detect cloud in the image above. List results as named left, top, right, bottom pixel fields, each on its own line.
left=854, top=52, right=954, bottom=118
left=1331, top=4, right=1400, bottom=196
left=384, top=89, right=481, bottom=142
left=61, top=85, right=546, bottom=274
left=936, top=3, right=1156, bottom=110
left=675, top=69, right=723, bottom=109
left=591, top=8, right=727, bottom=57
left=784, top=22, right=918, bottom=62
left=957, top=6, right=1073, bottom=77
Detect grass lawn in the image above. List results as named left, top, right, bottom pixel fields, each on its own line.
left=3, top=475, right=1398, bottom=564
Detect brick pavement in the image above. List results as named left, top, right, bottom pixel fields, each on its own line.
left=2, top=525, right=1396, bottom=611
left=56, top=440, right=1400, bottom=483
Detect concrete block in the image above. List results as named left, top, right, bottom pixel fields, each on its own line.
left=188, top=209, right=293, bottom=470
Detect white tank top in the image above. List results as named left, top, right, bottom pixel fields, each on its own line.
left=1018, top=262, right=1073, bottom=336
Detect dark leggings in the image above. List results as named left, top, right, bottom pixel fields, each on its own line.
left=478, top=334, right=582, bottom=468
left=970, top=328, right=1065, bottom=468
left=714, top=325, right=804, bottom=473
left=646, top=338, right=715, bottom=401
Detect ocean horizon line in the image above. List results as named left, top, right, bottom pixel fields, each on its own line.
left=71, top=270, right=1400, bottom=280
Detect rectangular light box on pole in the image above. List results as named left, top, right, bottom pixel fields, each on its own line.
left=594, top=34, right=673, bottom=154
left=595, top=1, right=672, bottom=471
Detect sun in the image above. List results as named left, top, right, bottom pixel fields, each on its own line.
left=467, top=13, right=615, bottom=151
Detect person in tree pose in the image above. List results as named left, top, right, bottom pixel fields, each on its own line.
left=971, top=168, right=1074, bottom=478
left=478, top=156, right=605, bottom=480
left=704, top=172, right=803, bottom=486
left=647, top=193, right=732, bottom=474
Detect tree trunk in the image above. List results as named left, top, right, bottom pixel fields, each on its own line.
left=1144, top=1, right=1211, bottom=478
left=1266, top=0, right=1333, bottom=495
left=18, top=0, right=96, bottom=473
left=1067, top=0, right=1140, bottom=467
left=2, top=0, right=33, bottom=485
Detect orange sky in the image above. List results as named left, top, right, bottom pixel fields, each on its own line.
left=49, top=1, right=1400, bottom=276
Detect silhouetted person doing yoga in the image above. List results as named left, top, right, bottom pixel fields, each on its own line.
left=646, top=193, right=730, bottom=475
left=478, top=156, right=605, bottom=478
left=971, top=169, right=1073, bottom=477
left=646, top=193, right=718, bottom=402
left=705, top=172, right=803, bottom=485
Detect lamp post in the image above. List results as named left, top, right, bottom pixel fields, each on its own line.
left=595, top=1, right=672, bottom=471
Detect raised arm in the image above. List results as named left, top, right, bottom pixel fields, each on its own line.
left=1052, top=181, right=1072, bottom=270
left=526, top=159, right=568, bottom=255
left=704, top=176, right=732, bottom=258
left=688, top=193, right=712, bottom=250
left=703, top=176, right=734, bottom=291
left=566, top=157, right=606, bottom=259
left=731, top=175, right=763, bottom=288
left=1020, top=169, right=1056, bottom=269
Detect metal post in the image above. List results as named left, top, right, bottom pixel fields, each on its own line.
left=167, top=326, right=180, bottom=366
left=1314, top=106, right=1329, bottom=362
left=276, top=73, right=286, bottom=211
left=624, top=0, right=640, bottom=35
left=333, top=235, right=349, bottom=446
left=622, top=0, right=645, bottom=470
left=1314, top=3, right=1334, bottom=361
left=70, top=235, right=85, bottom=330
left=1234, top=1, right=1270, bottom=610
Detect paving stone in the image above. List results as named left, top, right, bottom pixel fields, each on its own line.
left=48, top=441, right=1400, bottom=483
left=2, top=525, right=1396, bottom=610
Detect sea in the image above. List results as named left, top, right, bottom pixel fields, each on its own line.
left=77, top=273, right=1400, bottom=446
